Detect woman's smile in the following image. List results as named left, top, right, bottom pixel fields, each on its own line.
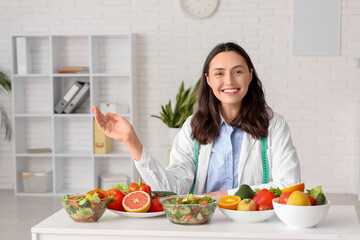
left=222, top=88, right=240, bottom=94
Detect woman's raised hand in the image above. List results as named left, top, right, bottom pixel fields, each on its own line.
left=91, top=106, right=143, bottom=160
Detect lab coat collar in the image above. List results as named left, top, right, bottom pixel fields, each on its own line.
left=238, top=132, right=256, bottom=185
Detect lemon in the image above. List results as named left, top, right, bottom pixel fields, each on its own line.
left=286, top=190, right=311, bottom=206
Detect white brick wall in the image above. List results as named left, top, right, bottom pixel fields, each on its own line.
left=0, top=0, right=359, bottom=195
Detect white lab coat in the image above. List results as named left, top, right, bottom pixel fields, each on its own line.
left=134, top=112, right=301, bottom=195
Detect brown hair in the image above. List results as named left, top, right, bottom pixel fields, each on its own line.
left=191, top=42, right=273, bottom=144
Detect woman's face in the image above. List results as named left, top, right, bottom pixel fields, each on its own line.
left=206, top=51, right=253, bottom=111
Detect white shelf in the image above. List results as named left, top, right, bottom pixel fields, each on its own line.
left=11, top=34, right=138, bottom=196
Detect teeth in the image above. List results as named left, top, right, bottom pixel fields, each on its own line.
left=223, top=89, right=238, bottom=93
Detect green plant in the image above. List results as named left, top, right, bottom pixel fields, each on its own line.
left=151, top=79, right=200, bottom=128
left=0, top=70, right=12, bottom=141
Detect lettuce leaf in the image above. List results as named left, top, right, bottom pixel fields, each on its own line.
left=114, top=184, right=129, bottom=194
left=306, top=185, right=324, bottom=199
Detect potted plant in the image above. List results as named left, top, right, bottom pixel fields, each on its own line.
left=0, top=70, right=12, bottom=141
left=151, top=78, right=200, bottom=129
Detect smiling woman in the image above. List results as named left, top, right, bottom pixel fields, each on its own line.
left=92, top=42, right=301, bottom=199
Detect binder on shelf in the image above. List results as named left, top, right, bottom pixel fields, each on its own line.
left=63, top=82, right=90, bottom=114
left=93, top=120, right=112, bottom=154
left=16, top=37, right=32, bottom=74
left=54, top=81, right=83, bottom=113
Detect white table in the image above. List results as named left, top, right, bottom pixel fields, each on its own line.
left=31, top=205, right=360, bottom=240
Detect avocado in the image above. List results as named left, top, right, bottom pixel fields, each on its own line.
left=235, top=184, right=254, bottom=199
left=315, top=192, right=326, bottom=205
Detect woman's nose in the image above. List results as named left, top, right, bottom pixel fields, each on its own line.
left=224, top=72, right=234, bottom=85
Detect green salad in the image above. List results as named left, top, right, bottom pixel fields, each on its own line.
left=161, top=194, right=218, bottom=224
left=62, top=193, right=108, bottom=222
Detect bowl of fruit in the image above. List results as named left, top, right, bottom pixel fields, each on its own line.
left=159, top=194, right=219, bottom=224
left=62, top=189, right=110, bottom=222
left=272, top=185, right=330, bottom=228
left=218, top=184, right=276, bottom=223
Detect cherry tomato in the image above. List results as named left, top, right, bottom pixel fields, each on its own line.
left=258, top=203, right=271, bottom=211
left=279, top=191, right=292, bottom=204
left=306, top=194, right=316, bottom=206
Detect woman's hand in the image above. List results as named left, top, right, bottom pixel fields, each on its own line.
left=91, top=105, right=143, bottom=160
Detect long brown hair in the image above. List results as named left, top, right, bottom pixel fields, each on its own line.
left=191, top=42, right=273, bottom=144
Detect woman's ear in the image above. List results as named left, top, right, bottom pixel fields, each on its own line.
left=250, top=69, right=253, bottom=82
left=205, top=73, right=209, bottom=84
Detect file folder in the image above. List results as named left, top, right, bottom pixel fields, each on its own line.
left=63, top=82, right=90, bottom=114
left=16, top=37, right=32, bottom=74
left=54, top=81, right=83, bottom=113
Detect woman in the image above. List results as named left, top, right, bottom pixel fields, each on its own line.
left=91, top=42, right=300, bottom=199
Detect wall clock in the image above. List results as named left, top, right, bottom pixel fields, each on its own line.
left=179, top=0, right=219, bottom=20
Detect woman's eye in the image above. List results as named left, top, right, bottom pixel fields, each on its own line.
left=215, top=72, right=224, bottom=76
left=234, top=70, right=243, bottom=74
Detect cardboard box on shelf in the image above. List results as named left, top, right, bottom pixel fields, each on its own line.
left=93, top=120, right=112, bottom=154
left=101, top=174, right=128, bottom=190
left=100, top=103, right=129, bottom=115
left=22, top=171, right=52, bottom=193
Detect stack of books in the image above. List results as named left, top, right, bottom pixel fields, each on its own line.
left=54, top=81, right=90, bottom=114
left=59, top=66, right=89, bottom=74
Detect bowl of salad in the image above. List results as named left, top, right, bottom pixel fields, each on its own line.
left=159, top=194, right=219, bottom=225
left=62, top=190, right=110, bottom=222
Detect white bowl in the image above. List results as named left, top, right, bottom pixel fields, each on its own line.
left=219, top=207, right=275, bottom=223
left=272, top=198, right=330, bottom=228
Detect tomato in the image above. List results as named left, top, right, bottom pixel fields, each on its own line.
left=279, top=191, right=292, bottom=204
left=107, top=188, right=126, bottom=211
left=148, top=197, right=164, bottom=212
left=253, top=189, right=276, bottom=209
left=306, top=194, right=316, bottom=206
left=129, top=178, right=151, bottom=196
left=87, top=189, right=108, bottom=199
left=258, top=203, right=271, bottom=211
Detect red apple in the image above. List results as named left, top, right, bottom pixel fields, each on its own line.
left=237, top=199, right=258, bottom=211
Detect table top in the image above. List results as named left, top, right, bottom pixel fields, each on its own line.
left=32, top=205, right=360, bottom=240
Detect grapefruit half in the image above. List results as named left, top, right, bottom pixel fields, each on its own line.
left=122, top=190, right=151, bottom=213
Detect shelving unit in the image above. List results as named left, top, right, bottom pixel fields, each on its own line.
left=11, top=34, right=137, bottom=196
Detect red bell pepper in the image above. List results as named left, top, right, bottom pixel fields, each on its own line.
left=252, top=188, right=276, bottom=209
left=107, top=188, right=126, bottom=211
left=87, top=189, right=108, bottom=199
left=129, top=178, right=152, bottom=196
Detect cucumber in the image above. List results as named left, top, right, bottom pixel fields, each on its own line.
left=152, top=191, right=177, bottom=197
left=178, top=206, right=191, bottom=215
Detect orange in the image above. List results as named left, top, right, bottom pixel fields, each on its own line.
left=219, top=195, right=241, bottom=210
left=281, top=183, right=305, bottom=193
left=286, top=191, right=311, bottom=206
left=122, top=190, right=151, bottom=213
